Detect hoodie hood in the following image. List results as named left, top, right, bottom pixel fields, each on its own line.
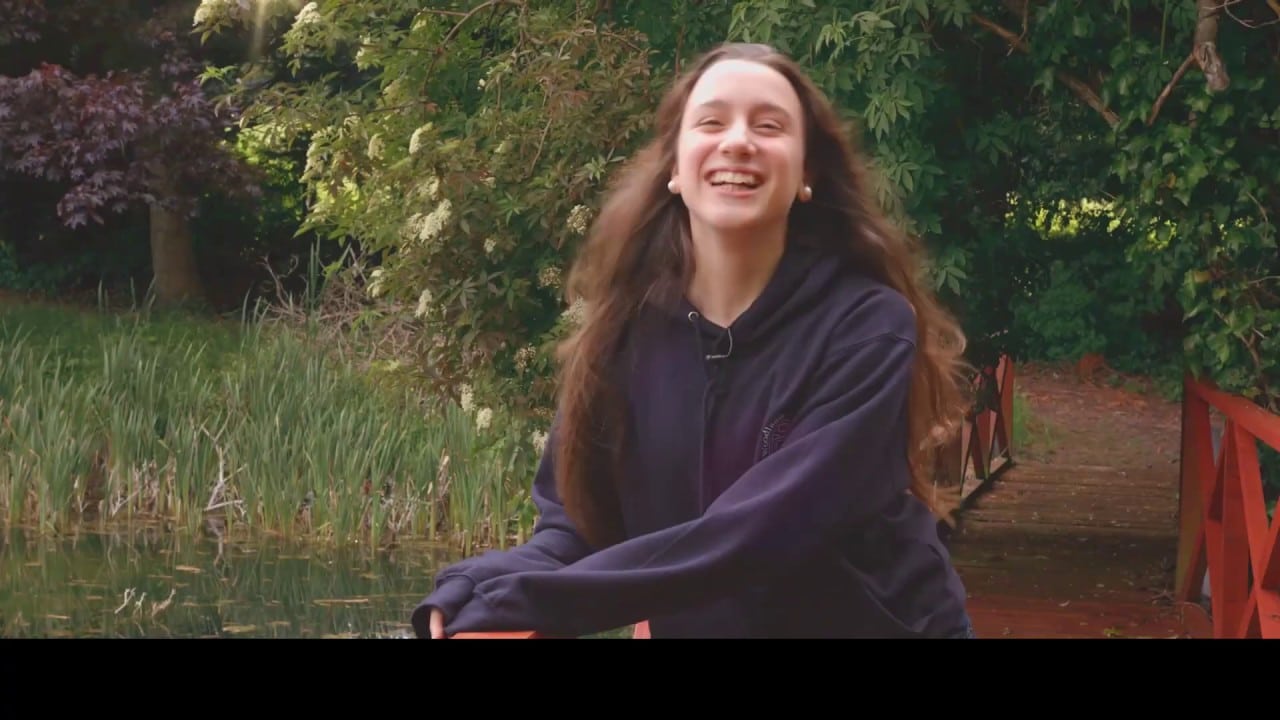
left=661, top=237, right=837, bottom=351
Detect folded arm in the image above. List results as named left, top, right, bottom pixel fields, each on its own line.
left=410, top=431, right=593, bottom=637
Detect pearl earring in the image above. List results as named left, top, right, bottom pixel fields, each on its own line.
left=668, top=179, right=679, bottom=194
left=799, top=185, right=812, bottom=202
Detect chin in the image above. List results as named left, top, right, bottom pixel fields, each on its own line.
left=691, top=208, right=785, bottom=237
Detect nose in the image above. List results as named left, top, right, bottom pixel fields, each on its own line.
left=719, top=120, right=755, bottom=156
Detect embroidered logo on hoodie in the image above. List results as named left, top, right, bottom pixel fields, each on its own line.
left=758, top=414, right=793, bottom=460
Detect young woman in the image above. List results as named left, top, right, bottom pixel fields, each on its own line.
left=411, top=42, right=975, bottom=639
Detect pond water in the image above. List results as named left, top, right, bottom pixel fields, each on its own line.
left=0, top=528, right=459, bottom=638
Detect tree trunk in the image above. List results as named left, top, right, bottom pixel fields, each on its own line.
left=1194, top=0, right=1230, bottom=92
left=148, top=170, right=205, bottom=307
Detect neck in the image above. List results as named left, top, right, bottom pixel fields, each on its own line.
left=686, top=221, right=787, bottom=328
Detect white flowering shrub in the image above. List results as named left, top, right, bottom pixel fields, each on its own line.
left=196, top=1, right=659, bottom=428
left=194, top=0, right=296, bottom=40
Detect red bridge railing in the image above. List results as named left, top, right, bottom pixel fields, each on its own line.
left=936, top=354, right=1016, bottom=509
left=1176, top=375, right=1280, bottom=638
left=452, top=622, right=649, bottom=640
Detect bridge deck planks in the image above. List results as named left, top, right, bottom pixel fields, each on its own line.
left=948, top=461, right=1193, bottom=639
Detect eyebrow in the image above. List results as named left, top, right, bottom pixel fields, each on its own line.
left=693, top=99, right=796, bottom=121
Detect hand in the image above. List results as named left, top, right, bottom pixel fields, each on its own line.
left=430, top=608, right=446, bottom=639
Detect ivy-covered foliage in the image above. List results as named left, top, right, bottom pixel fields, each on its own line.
left=723, top=0, right=1278, bottom=412
left=200, top=0, right=1279, bottom=425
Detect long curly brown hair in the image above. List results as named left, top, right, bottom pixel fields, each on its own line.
left=554, top=43, right=971, bottom=550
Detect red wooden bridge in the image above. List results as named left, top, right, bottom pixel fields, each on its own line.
left=453, top=357, right=1280, bottom=639
left=958, top=361, right=1280, bottom=639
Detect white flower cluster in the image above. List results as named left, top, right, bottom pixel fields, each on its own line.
left=193, top=0, right=245, bottom=26
left=382, top=76, right=411, bottom=104
left=355, top=35, right=377, bottom=70
left=414, top=288, right=433, bottom=319
left=514, top=345, right=536, bottom=372
left=529, top=429, right=549, bottom=455
left=282, top=2, right=328, bottom=54
left=196, top=2, right=297, bottom=31
left=562, top=297, right=587, bottom=326
left=456, top=384, right=496, bottom=435
left=415, top=175, right=441, bottom=201
left=294, top=1, right=321, bottom=27
left=566, top=204, right=592, bottom=235
left=367, top=134, right=384, bottom=160
left=402, top=199, right=453, bottom=246
left=367, top=267, right=386, bottom=299
left=537, top=265, right=562, bottom=289
left=409, top=125, right=433, bottom=156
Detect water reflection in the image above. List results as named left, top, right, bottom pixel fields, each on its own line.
left=0, top=528, right=458, bottom=638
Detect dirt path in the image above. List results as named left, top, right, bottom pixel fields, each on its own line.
left=951, top=360, right=1191, bottom=639
left=1013, top=361, right=1183, bottom=473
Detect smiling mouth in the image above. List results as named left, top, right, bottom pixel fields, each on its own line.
left=707, top=170, right=763, bottom=190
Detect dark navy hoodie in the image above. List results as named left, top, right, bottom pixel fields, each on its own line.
left=411, top=239, right=971, bottom=638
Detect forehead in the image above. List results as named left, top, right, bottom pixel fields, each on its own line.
left=684, top=59, right=802, bottom=117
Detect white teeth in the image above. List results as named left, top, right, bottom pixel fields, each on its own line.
left=709, top=171, right=761, bottom=188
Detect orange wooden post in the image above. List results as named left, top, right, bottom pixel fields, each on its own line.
left=1231, top=424, right=1280, bottom=638
left=1179, top=377, right=1280, bottom=638
left=451, top=621, right=653, bottom=639
left=450, top=630, right=544, bottom=639
left=1217, top=426, right=1251, bottom=637
left=999, top=356, right=1015, bottom=455
left=975, top=369, right=994, bottom=479
left=968, top=415, right=987, bottom=480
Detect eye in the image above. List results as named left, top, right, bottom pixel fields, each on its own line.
left=695, top=118, right=722, bottom=128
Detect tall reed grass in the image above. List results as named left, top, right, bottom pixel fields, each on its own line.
left=0, top=305, right=539, bottom=550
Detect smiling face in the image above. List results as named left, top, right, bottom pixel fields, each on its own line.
left=671, top=58, right=808, bottom=246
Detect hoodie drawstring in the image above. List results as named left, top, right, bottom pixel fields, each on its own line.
left=687, top=310, right=733, bottom=511
left=686, top=311, right=734, bottom=362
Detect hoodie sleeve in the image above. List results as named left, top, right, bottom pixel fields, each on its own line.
left=409, top=427, right=594, bottom=638
left=443, top=330, right=918, bottom=638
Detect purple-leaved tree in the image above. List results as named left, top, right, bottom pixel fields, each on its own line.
left=0, top=0, right=258, bottom=305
